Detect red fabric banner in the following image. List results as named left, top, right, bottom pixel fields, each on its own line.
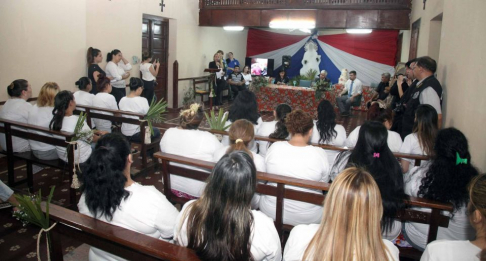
left=246, top=29, right=308, bottom=57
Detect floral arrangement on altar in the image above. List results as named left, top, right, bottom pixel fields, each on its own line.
left=250, top=76, right=268, bottom=93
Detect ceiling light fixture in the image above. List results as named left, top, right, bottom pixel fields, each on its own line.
left=346, top=29, right=373, bottom=34
left=269, top=20, right=315, bottom=30
left=223, top=26, right=244, bottom=31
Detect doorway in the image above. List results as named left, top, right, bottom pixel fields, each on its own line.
left=428, top=13, right=443, bottom=64
left=142, top=15, right=169, bottom=103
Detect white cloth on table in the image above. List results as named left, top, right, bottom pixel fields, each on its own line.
left=118, top=96, right=149, bottom=137
left=222, top=117, right=263, bottom=154
left=0, top=99, right=32, bottom=152
left=92, top=92, right=118, bottom=132
left=160, top=128, right=223, bottom=197
left=55, top=115, right=92, bottom=164
left=78, top=183, right=179, bottom=261
left=345, top=126, right=403, bottom=152
left=310, top=121, right=347, bottom=166
left=27, top=105, right=55, bottom=152
left=174, top=200, right=282, bottom=261
left=259, top=141, right=329, bottom=226
left=420, top=240, right=480, bottom=261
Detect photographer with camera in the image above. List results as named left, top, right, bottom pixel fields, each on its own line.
left=391, top=59, right=417, bottom=138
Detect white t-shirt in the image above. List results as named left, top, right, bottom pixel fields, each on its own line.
left=213, top=145, right=266, bottom=172
left=140, top=63, right=156, bottom=81
left=421, top=240, right=480, bottom=261
left=118, top=96, right=149, bottom=136
left=243, top=73, right=252, bottom=85
left=260, top=141, right=329, bottom=226
left=404, top=166, right=476, bottom=249
left=27, top=105, right=55, bottom=152
left=399, top=133, right=429, bottom=167
left=256, top=120, right=278, bottom=159
left=0, top=99, right=32, bottom=152
left=56, top=115, right=92, bottom=164
left=92, top=92, right=118, bottom=132
left=78, top=183, right=179, bottom=261
left=345, top=126, right=403, bottom=152
left=284, top=224, right=400, bottom=261
left=223, top=117, right=263, bottom=153
left=310, top=121, right=347, bottom=166
left=160, top=128, right=223, bottom=197
left=73, top=90, right=96, bottom=127
left=174, top=200, right=282, bottom=261
left=105, top=61, right=130, bottom=88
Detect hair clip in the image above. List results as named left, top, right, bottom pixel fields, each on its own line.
left=456, top=152, right=468, bottom=165
left=235, top=139, right=243, bottom=144
left=373, top=153, right=380, bottom=158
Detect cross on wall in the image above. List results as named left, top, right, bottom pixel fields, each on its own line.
left=160, top=0, right=165, bottom=12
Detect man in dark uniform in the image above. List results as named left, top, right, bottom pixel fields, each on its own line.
left=228, top=65, right=245, bottom=99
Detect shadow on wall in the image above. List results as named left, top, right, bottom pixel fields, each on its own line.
left=438, top=64, right=447, bottom=125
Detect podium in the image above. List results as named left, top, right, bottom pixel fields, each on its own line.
left=204, top=68, right=221, bottom=110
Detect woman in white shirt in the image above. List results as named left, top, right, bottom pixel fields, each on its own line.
left=174, top=151, right=281, bottom=261
left=92, top=75, right=119, bottom=133
left=0, top=79, right=33, bottom=153
left=256, top=103, right=292, bottom=158
left=403, top=128, right=478, bottom=251
left=73, top=77, right=96, bottom=128
left=140, top=51, right=160, bottom=104
left=311, top=100, right=347, bottom=166
left=399, top=104, right=438, bottom=173
left=331, top=121, right=406, bottom=241
left=421, top=174, right=486, bottom=261
left=223, top=90, right=263, bottom=153
left=260, top=109, right=329, bottom=226
left=345, top=102, right=402, bottom=152
left=28, top=82, right=60, bottom=160
left=284, top=167, right=400, bottom=261
left=78, top=133, right=179, bottom=261
left=49, top=91, right=105, bottom=164
left=160, top=103, right=222, bottom=199
left=119, top=77, right=160, bottom=144
left=242, top=65, right=252, bottom=86
left=105, top=49, right=131, bottom=104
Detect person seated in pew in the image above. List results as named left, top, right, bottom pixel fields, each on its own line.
left=73, top=77, right=96, bottom=128
left=27, top=82, right=60, bottom=160
left=310, top=100, right=347, bottom=166
left=160, top=103, right=222, bottom=199
left=92, top=74, right=118, bottom=133
left=421, top=173, right=486, bottom=261
left=403, top=128, right=478, bottom=251
left=332, top=121, right=406, bottom=241
left=284, top=167, right=400, bottom=261
left=0, top=180, right=20, bottom=211
left=223, top=90, right=263, bottom=153
left=50, top=91, right=106, bottom=164
left=345, top=101, right=403, bottom=152
left=399, top=104, right=438, bottom=174
left=273, top=69, right=289, bottom=85
left=119, top=78, right=161, bottom=145
left=78, top=133, right=179, bottom=261
left=259, top=109, right=329, bottom=226
left=256, top=103, right=292, bottom=158
left=174, top=151, right=282, bottom=261
left=0, top=79, right=33, bottom=153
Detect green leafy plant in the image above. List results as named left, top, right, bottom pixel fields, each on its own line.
left=67, top=112, right=94, bottom=153
left=289, top=75, right=302, bottom=87
left=204, top=108, right=231, bottom=131
left=13, top=186, right=55, bottom=228
left=145, top=97, right=168, bottom=135
left=182, top=86, right=195, bottom=106
left=250, top=76, right=268, bottom=93
left=313, top=78, right=332, bottom=101
left=300, top=69, right=319, bottom=81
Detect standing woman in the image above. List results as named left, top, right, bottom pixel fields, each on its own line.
left=28, top=82, right=60, bottom=160
left=208, top=53, right=225, bottom=108
left=174, top=151, right=282, bottom=261
left=86, top=47, right=108, bottom=95
left=0, top=79, right=33, bottom=153
left=92, top=75, right=118, bottom=133
left=105, top=49, right=131, bottom=104
left=140, top=51, right=160, bottom=104
left=256, top=103, right=292, bottom=158
left=242, top=65, right=252, bottom=87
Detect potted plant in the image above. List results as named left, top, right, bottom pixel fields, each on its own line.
left=204, top=108, right=230, bottom=141
left=250, top=76, right=268, bottom=93
left=299, top=69, right=318, bottom=87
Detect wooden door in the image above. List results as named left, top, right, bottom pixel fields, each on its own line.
left=395, top=33, right=403, bottom=65
left=142, top=17, right=169, bottom=102
left=409, top=19, right=421, bottom=60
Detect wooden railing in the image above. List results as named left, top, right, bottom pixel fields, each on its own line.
left=200, top=0, right=411, bottom=9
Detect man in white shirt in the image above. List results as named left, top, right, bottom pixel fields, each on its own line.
left=336, top=70, right=363, bottom=117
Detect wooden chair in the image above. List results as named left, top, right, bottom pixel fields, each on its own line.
left=192, top=76, right=211, bottom=103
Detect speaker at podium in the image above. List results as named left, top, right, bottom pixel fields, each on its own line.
left=282, top=55, right=291, bottom=70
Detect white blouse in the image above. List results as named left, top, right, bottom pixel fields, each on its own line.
left=284, top=224, right=400, bottom=261
left=310, top=121, right=347, bottom=166
left=74, top=90, right=96, bottom=127
left=56, top=115, right=92, bottom=164
left=92, top=92, right=118, bottom=132
left=27, top=105, right=55, bottom=152
left=118, top=96, right=149, bottom=137
left=140, top=63, right=156, bottom=81
left=399, top=133, right=429, bottom=167
left=174, top=200, right=282, bottom=261
left=160, top=128, right=223, bottom=197
left=223, top=117, right=263, bottom=153
left=256, top=120, right=289, bottom=159
left=213, top=145, right=266, bottom=172
left=242, top=73, right=252, bottom=85
left=345, top=126, right=403, bottom=152
left=260, top=141, right=329, bottom=226
left=0, top=99, right=32, bottom=152
left=404, top=166, right=476, bottom=250
left=105, top=61, right=130, bottom=88
left=421, top=240, right=480, bottom=261
left=78, top=183, right=179, bottom=261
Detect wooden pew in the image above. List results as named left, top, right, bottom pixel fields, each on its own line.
left=0, top=118, right=77, bottom=206
left=154, top=152, right=452, bottom=260
left=44, top=203, right=200, bottom=261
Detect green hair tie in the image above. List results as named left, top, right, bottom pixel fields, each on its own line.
left=456, top=152, right=468, bottom=165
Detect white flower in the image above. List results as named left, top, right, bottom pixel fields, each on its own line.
left=10, top=245, right=20, bottom=251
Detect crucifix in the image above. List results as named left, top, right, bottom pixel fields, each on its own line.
left=423, top=0, right=427, bottom=10
left=159, top=0, right=165, bottom=12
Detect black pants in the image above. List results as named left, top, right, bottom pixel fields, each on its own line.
left=230, top=84, right=246, bottom=99
left=214, top=79, right=224, bottom=106
left=111, top=87, right=126, bottom=106
left=142, top=80, right=156, bottom=104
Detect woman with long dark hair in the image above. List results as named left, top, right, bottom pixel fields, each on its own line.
left=256, top=103, right=292, bottom=158
left=284, top=167, right=399, bottom=261
left=403, top=128, right=478, bottom=250
left=0, top=79, right=33, bottom=153
left=399, top=104, right=438, bottom=173
left=105, top=49, right=131, bottom=104
left=92, top=74, right=118, bottom=133
left=86, top=47, right=109, bottom=95
left=311, top=99, right=347, bottom=165
left=332, top=121, right=406, bottom=240
left=260, top=110, right=329, bottom=226
left=78, top=133, right=179, bottom=260
left=175, top=151, right=281, bottom=261
left=345, top=101, right=403, bottom=152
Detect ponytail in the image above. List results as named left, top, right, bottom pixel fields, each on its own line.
left=269, top=104, right=292, bottom=139
left=226, top=119, right=254, bottom=158
left=49, top=91, right=74, bottom=131
left=106, top=49, right=121, bottom=63
left=75, top=77, right=91, bottom=91
left=87, top=47, right=101, bottom=66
